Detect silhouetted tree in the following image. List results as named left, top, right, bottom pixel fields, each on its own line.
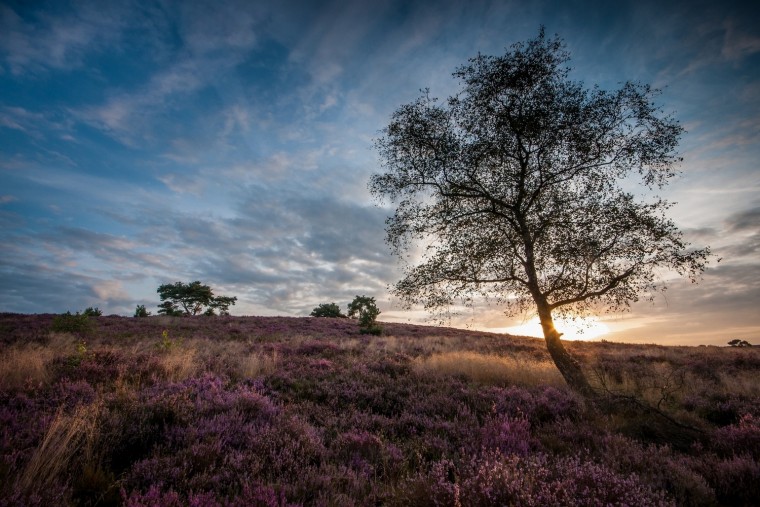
left=371, top=29, right=710, bottom=397
left=157, top=281, right=237, bottom=316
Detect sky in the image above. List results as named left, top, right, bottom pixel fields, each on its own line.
left=1, top=0, right=758, bottom=345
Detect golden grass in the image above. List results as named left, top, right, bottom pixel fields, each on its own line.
left=0, top=344, right=53, bottom=390
left=236, top=350, right=278, bottom=379
left=158, top=347, right=199, bottom=382
left=414, top=350, right=565, bottom=387
left=18, top=401, right=100, bottom=494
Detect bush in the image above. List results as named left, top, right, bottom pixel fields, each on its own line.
left=82, top=307, right=102, bottom=317
left=310, top=303, right=345, bottom=318
left=347, top=295, right=381, bottom=335
left=51, top=312, right=93, bottom=335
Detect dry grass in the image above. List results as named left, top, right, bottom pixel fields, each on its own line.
left=18, top=402, right=101, bottom=494
left=236, top=350, right=278, bottom=379
left=158, top=347, right=199, bottom=382
left=414, top=350, right=565, bottom=387
left=0, top=344, right=54, bottom=390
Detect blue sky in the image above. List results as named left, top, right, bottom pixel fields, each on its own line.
left=1, top=0, right=758, bottom=345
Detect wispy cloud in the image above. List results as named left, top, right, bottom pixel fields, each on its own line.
left=0, top=2, right=131, bottom=75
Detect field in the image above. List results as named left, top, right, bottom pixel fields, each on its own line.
left=1, top=313, right=759, bottom=506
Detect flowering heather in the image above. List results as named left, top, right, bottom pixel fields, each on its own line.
left=1, top=313, right=759, bottom=505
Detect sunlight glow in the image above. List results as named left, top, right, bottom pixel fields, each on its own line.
left=500, top=316, right=610, bottom=341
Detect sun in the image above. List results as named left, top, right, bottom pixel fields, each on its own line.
left=500, top=316, right=610, bottom=341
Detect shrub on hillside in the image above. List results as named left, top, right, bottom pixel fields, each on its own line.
left=50, top=312, right=92, bottom=335
left=82, top=307, right=102, bottom=317
left=310, top=303, right=345, bottom=318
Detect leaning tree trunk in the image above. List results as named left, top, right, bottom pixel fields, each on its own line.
left=537, top=306, right=597, bottom=399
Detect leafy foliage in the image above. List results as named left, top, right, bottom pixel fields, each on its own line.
left=156, top=281, right=237, bottom=316
left=82, top=307, right=102, bottom=317
left=310, top=303, right=346, bottom=318
left=133, top=305, right=151, bottom=318
left=728, top=339, right=752, bottom=347
left=371, top=29, right=710, bottom=395
left=347, top=295, right=381, bottom=335
left=50, top=311, right=93, bottom=335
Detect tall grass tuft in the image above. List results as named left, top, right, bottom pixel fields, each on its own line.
left=414, top=350, right=565, bottom=387
left=236, top=350, right=278, bottom=379
left=18, top=402, right=101, bottom=495
left=0, top=345, right=52, bottom=390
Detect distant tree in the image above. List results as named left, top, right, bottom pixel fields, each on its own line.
left=348, top=295, right=382, bottom=335
left=728, top=339, right=752, bottom=347
left=134, top=304, right=151, bottom=318
left=83, top=306, right=102, bottom=317
left=371, top=29, right=710, bottom=397
left=311, top=303, right=346, bottom=318
left=156, top=281, right=237, bottom=316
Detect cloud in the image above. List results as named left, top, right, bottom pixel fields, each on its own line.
left=721, top=18, right=760, bottom=61
left=0, top=2, right=132, bottom=75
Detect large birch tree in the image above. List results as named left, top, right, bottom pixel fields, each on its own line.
left=370, top=29, right=710, bottom=397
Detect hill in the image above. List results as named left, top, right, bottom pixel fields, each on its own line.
left=1, top=313, right=758, bottom=505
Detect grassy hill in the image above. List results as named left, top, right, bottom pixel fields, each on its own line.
left=1, top=313, right=758, bottom=506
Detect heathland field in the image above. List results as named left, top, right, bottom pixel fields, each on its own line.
left=1, top=313, right=759, bottom=506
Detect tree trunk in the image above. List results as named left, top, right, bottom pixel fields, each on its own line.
left=537, top=306, right=597, bottom=399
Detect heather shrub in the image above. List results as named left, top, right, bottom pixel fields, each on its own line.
left=691, top=453, right=760, bottom=506
left=711, top=414, right=760, bottom=458
left=596, top=434, right=716, bottom=507
left=2, top=314, right=760, bottom=505
left=392, top=452, right=674, bottom=506
left=479, top=413, right=534, bottom=456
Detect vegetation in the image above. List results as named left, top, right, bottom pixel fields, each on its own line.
left=347, top=295, right=382, bottom=335
left=156, top=281, right=237, bottom=316
left=728, top=339, right=752, bottom=347
left=371, top=29, right=710, bottom=397
left=50, top=311, right=93, bottom=335
left=82, top=307, right=102, bottom=317
left=1, top=313, right=758, bottom=505
left=310, top=303, right=346, bottom=318
left=133, top=305, right=150, bottom=318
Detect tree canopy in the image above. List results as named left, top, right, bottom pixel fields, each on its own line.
left=311, top=303, right=346, bottom=318
left=157, top=281, right=237, bottom=316
left=348, top=295, right=382, bottom=335
left=371, top=29, right=710, bottom=396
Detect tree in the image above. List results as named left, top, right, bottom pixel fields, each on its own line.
left=311, top=303, right=346, bottom=318
left=134, top=304, right=151, bottom=317
left=348, top=295, right=382, bottom=335
left=83, top=306, right=102, bottom=317
left=156, top=281, right=237, bottom=316
left=728, top=339, right=752, bottom=347
left=371, top=29, right=710, bottom=397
